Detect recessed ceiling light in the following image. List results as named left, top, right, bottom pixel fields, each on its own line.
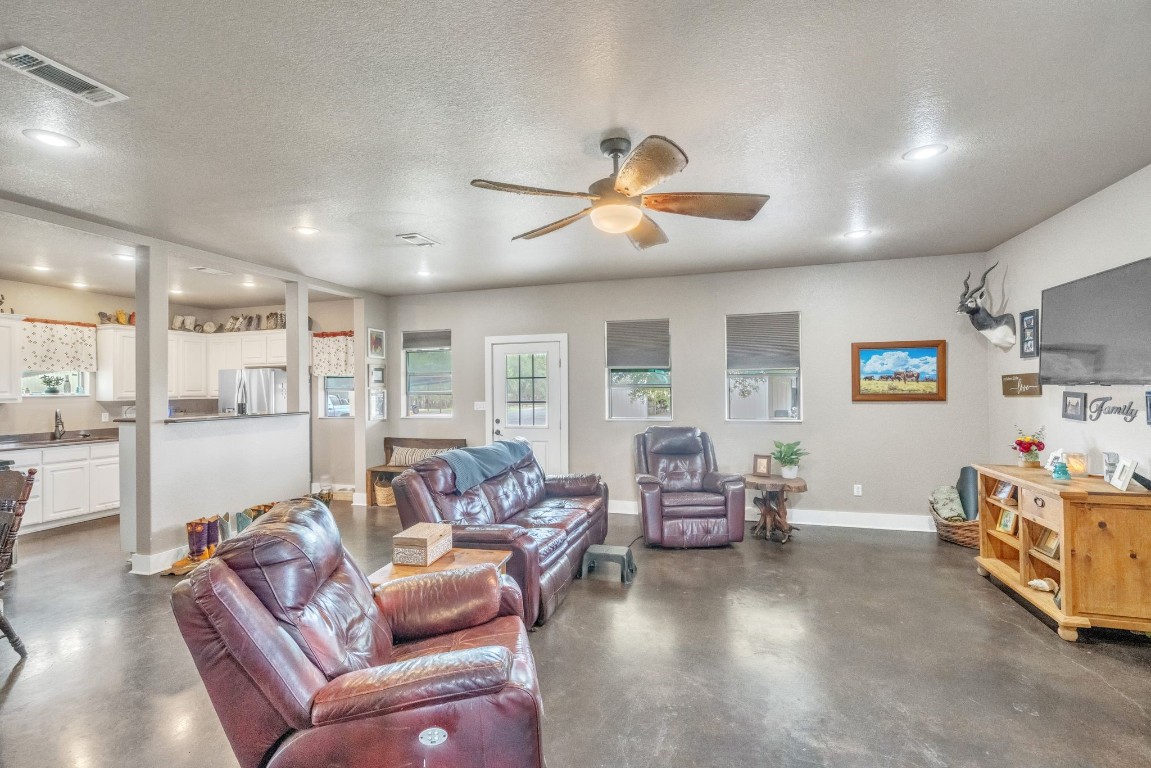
left=117, top=254, right=135, bottom=261
left=32, top=265, right=51, bottom=271
left=170, top=288, right=183, bottom=295
left=417, top=269, right=431, bottom=277
left=902, top=144, right=948, bottom=161
left=292, top=226, right=319, bottom=235
left=843, top=229, right=872, bottom=239
left=22, top=128, right=80, bottom=148
left=71, top=282, right=88, bottom=289
left=242, top=281, right=256, bottom=288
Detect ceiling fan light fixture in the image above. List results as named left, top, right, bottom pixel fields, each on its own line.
left=589, top=203, right=643, bottom=234
left=902, top=143, right=948, bottom=161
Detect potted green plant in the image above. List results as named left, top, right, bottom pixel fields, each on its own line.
left=771, top=440, right=809, bottom=479
left=40, top=374, right=66, bottom=394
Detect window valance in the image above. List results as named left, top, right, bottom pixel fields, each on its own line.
left=22, top=318, right=97, bottom=372
left=312, top=331, right=355, bottom=377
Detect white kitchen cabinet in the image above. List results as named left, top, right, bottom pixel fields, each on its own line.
left=207, top=335, right=242, bottom=396
left=176, top=334, right=209, bottom=397
left=6, top=449, right=43, bottom=526
left=266, top=331, right=287, bottom=364
left=96, top=325, right=137, bottom=401
left=41, top=446, right=91, bottom=522
left=89, top=442, right=120, bottom=512
left=0, top=314, right=25, bottom=402
left=241, top=333, right=268, bottom=366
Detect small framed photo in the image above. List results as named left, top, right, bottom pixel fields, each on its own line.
left=993, top=480, right=1016, bottom=503
left=1044, top=449, right=1065, bottom=472
left=1032, top=528, right=1061, bottom=559
left=996, top=508, right=1018, bottom=535
left=369, top=363, right=386, bottom=386
left=1110, top=457, right=1136, bottom=491
left=752, top=454, right=772, bottom=476
left=1019, top=309, right=1039, bottom=359
left=1062, top=391, right=1087, bottom=421
left=368, top=387, right=387, bottom=422
left=368, top=328, right=386, bottom=359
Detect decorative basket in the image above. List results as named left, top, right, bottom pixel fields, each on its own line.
left=374, top=479, right=396, bottom=507
left=930, top=503, right=979, bottom=548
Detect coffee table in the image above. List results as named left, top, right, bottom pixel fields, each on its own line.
left=744, top=473, right=808, bottom=543
left=367, top=547, right=512, bottom=587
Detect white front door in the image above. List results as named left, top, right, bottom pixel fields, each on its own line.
left=487, top=336, right=568, bottom=474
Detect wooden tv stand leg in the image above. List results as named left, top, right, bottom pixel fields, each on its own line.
left=1057, top=626, right=1079, bottom=642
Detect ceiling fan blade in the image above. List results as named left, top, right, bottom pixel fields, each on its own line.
left=641, top=192, right=770, bottom=221
left=511, top=208, right=592, bottom=241
left=471, top=179, right=598, bottom=199
left=614, top=136, right=688, bottom=197
left=627, top=214, right=669, bottom=250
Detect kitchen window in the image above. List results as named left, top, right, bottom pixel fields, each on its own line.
left=725, top=312, right=801, bottom=421
left=21, top=371, right=89, bottom=397
left=402, top=330, right=452, bottom=417
left=319, top=376, right=354, bottom=418
left=605, top=319, right=671, bottom=420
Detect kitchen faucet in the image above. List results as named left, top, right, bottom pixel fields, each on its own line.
left=53, top=409, right=65, bottom=440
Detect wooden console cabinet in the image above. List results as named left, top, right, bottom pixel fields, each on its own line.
left=973, top=464, right=1151, bottom=641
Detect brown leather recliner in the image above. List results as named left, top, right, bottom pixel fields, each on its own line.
left=171, top=499, right=544, bottom=768
left=634, top=426, right=746, bottom=548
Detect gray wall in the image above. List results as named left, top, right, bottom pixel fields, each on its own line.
left=985, top=163, right=1151, bottom=475
left=386, top=252, right=990, bottom=517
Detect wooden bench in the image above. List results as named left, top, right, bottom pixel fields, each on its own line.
left=366, top=437, right=467, bottom=506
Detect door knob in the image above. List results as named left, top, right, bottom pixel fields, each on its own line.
left=494, top=429, right=503, bottom=436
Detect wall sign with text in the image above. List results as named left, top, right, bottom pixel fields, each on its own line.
left=1088, top=396, right=1140, bottom=423
left=1001, top=373, right=1042, bottom=397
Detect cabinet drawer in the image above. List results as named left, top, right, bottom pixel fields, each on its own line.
left=41, top=445, right=90, bottom=464
left=2, top=449, right=42, bottom=466
left=1019, top=488, right=1063, bottom=529
left=89, top=441, right=120, bottom=459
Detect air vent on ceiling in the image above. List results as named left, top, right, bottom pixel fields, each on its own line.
left=396, top=233, right=440, bottom=247
left=187, top=266, right=233, bottom=276
left=0, top=46, right=128, bottom=105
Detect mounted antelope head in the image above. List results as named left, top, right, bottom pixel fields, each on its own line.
left=957, top=262, right=1017, bottom=350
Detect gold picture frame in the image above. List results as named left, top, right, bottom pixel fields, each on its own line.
left=996, top=508, right=1018, bottom=535
left=1032, top=528, right=1060, bottom=558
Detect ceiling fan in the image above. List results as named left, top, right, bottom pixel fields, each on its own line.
left=471, top=135, right=770, bottom=250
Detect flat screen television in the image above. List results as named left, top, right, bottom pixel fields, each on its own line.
left=1040, top=257, right=1151, bottom=385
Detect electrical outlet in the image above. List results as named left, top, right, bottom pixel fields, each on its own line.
left=853, top=484, right=863, bottom=496
left=101, top=412, right=110, bottom=422
left=473, top=401, right=487, bottom=411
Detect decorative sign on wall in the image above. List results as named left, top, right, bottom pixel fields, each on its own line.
left=1088, top=396, right=1140, bottom=423
left=1018, top=309, right=1039, bottom=359
left=1001, top=373, right=1042, bottom=397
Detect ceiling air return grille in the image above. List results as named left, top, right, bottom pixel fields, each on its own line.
left=0, top=46, right=128, bottom=105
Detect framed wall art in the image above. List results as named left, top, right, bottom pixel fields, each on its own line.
left=851, top=340, right=947, bottom=402
left=368, top=328, right=386, bottom=359
left=752, top=454, right=772, bottom=476
left=1019, top=309, right=1039, bottom=359
left=369, top=363, right=386, bottom=386
left=368, top=388, right=387, bottom=421
left=1062, top=391, right=1087, bottom=421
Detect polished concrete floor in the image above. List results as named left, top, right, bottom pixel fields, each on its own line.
left=1, top=506, right=1149, bottom=768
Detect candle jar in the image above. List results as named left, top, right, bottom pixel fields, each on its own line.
left=1063, top=452, right=1088, bottom=477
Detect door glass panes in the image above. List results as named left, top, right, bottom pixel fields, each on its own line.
left=504, top=352, right=547, bottom=426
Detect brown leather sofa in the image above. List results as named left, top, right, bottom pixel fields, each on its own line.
left=634, top=426, right=746, bottom=547
left=171, top=499, right=544, bottom=768
left=392, top=448, right=608, bottom=627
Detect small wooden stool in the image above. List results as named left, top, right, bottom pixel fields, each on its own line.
left=580, top=544, right=637, bottom=584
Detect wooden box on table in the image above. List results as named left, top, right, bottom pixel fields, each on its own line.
left=392, top=522, right=453, bottom=566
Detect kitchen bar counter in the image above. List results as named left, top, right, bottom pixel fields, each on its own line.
left=114, top=411, right=308, bottom=424
left=0, top=427, right=119, bottom=452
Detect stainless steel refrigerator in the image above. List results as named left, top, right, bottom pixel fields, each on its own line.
left=218, top=368, right=287, bottom=415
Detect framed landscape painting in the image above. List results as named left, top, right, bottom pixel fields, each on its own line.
left=852, top=340, right=947, bottom=402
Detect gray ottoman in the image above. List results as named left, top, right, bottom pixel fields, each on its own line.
left=580, top=544, right=637, bottom=584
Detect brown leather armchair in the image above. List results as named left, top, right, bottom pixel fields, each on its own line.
left=634, top=426, right=746, bottom=548
left=171, top=499, right=544, bottom=768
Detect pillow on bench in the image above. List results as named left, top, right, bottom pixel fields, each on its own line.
left=389, top=446, right=453, bottom=467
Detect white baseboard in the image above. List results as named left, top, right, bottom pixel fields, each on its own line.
left=131, top=545, right=186, bottom=576
left=608, top=499, right=933, bottom=533
left=352, top=492, right=368, bottom=506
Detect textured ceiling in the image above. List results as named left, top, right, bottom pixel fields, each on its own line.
left=2, top=1, right=1151, bottom=296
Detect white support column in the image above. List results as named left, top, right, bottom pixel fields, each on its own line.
left=353, top=297, right=368, bottom=501
left=132, top=245, right=168, bottom=558
left=284, top=281, right=309, bottom=413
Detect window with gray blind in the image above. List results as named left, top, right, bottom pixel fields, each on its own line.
left=402, top=329, right=452, bottom=416
left=605, top=319, right=672, bottom=420
left=726, top=312, right=801, bottom=421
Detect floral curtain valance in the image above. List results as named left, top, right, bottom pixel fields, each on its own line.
left=312, top=331, right=355, bottom=377
left=22, top=319, right=97, bottom=372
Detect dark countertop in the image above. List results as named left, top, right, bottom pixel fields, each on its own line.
left=0, top=427, right=120, bottom=452
left=114, top=412, right=308, bottom=424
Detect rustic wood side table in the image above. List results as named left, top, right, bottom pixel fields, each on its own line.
left=744, top=474, right=808, bottom=543
left=367, top=547, right=512, bottom=587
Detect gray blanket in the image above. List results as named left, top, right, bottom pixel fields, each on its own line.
left=441, top=440, right=532, bottom=492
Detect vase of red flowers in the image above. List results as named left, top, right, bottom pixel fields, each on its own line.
left=1011, top=426, right=1046, bottom=468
